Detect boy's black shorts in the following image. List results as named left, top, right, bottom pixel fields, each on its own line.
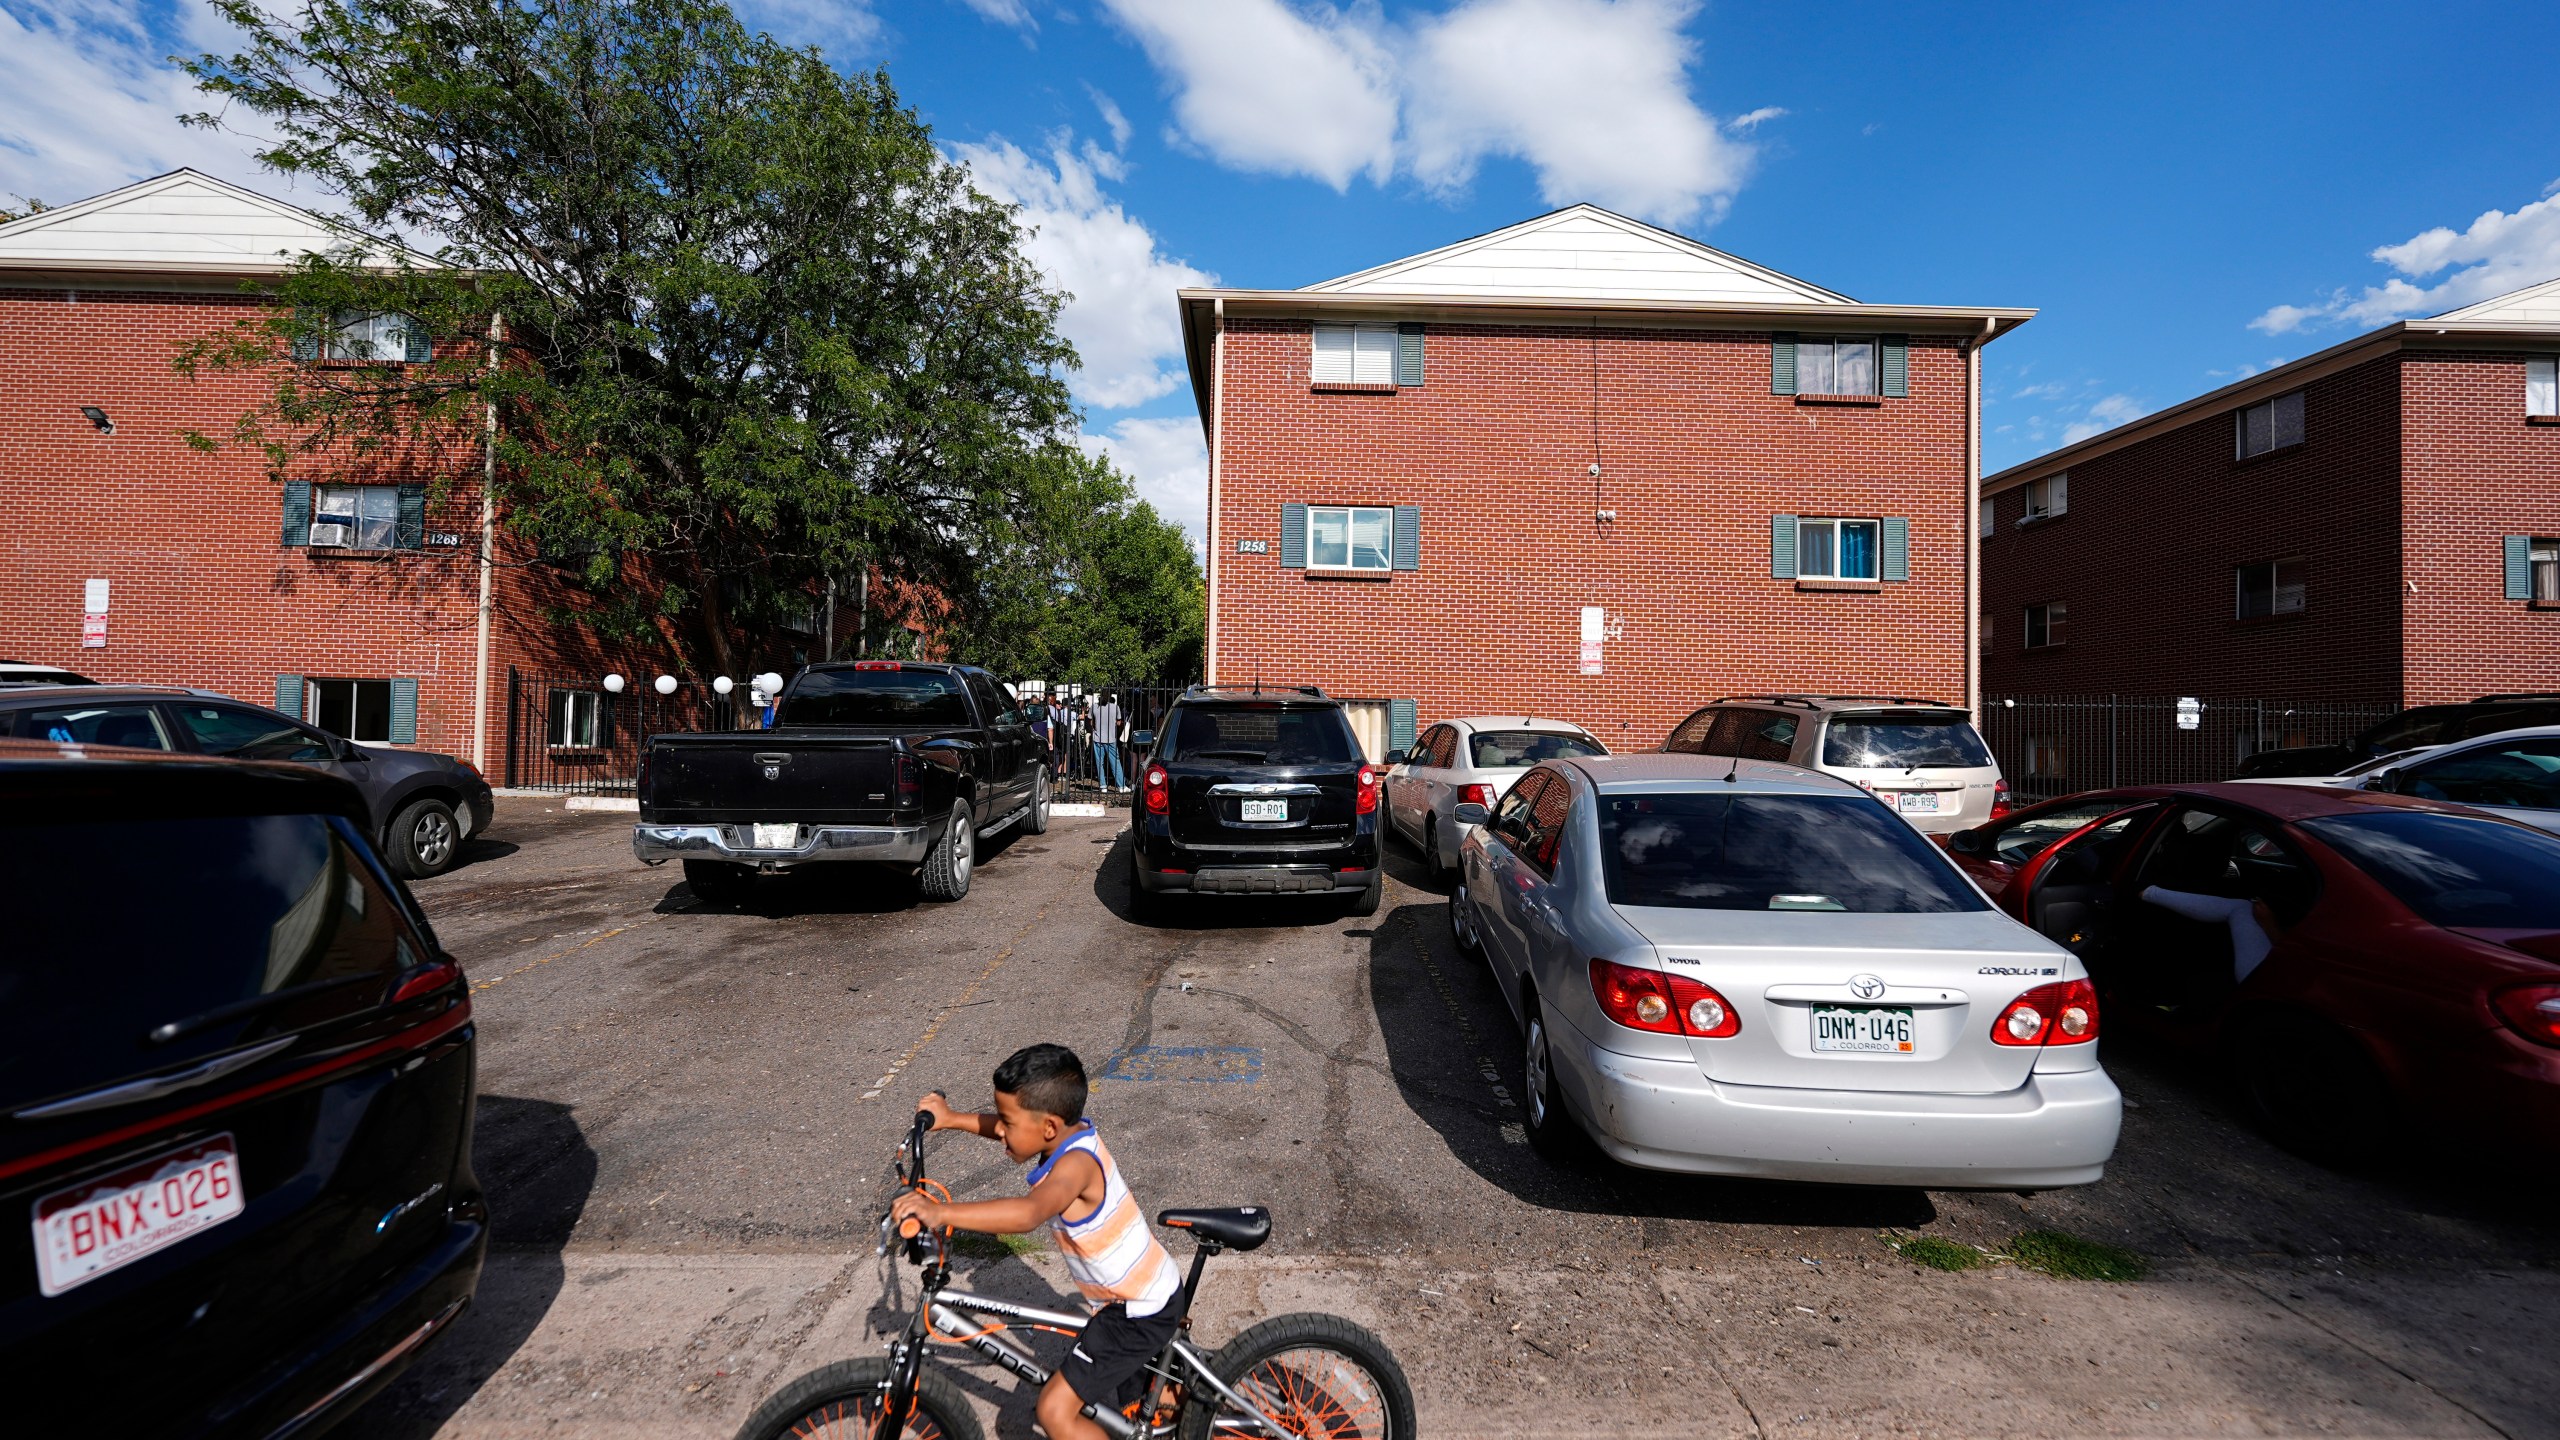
left=1059, top=1295, right=1184, bottom=1409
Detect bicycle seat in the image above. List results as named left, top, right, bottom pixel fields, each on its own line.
left=1157, top=1206, right=1271, bottom=1251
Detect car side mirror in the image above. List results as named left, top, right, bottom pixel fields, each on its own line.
left=2364, top=768, right=2403, bottom=794
left=1946, top=828, right=1985, bottom=856
left=335, top=737, right=370, bottom=762
left=1454, top=802, right=1490, bottom=827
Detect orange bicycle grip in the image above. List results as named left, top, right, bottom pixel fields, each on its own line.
left=897, top=1215, right=922, bottom=1239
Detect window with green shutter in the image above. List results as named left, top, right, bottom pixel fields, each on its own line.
left=1280, top=504, right=1308, bottom=568
left=281, top=481, right=313, bottom=547
left=274, top=674, right=306, bottom=719
left=1389, top=698, right=1417, bottom=754
left=1771, top=334, right=1798, bottom=396
left=1395, top=324, right=1425, bottom=387
left=1770, top=514, right=1799, bottom=578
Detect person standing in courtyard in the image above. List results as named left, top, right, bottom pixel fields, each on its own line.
left=1093, top=691, right=1126, bottom=793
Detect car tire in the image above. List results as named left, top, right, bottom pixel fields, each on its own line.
left=917, top=802, right=975, bottom=903
left=1126, top=843, right=1163, bottom=922
left=1448, top=885, right=1484, bottom=962
left=683, top=858, right=754, bottom=906
left=1345, top=872, right=1383, bottom=918
left=1521, top=999, right=1580, bottom=1162
left=1024, top=768, right=1051, bottom=835
left=2239, top=1014, right=2397, bottom=1169
left=388, top=797, right=463, bottom=879
left=1422, top=817, right=1448, bottom=889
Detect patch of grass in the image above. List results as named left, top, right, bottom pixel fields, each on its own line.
left=950, top=1232, right=1043, bottom=1261
left=1882, top=1232, right=1985, bottom=1272
left=2005, top=1229, right=2148, bottom=1282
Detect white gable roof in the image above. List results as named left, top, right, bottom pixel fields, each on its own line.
left=2432, top=273, right=2560, bottom=326
left=0, top=169, right=425, bottom=275
left=1302, top=204, right=1853, bottom=306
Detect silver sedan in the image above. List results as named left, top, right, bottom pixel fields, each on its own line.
left=1384, top=716, right=1607, bottom=885
left=1449, top=753, right=2122, bottom=1189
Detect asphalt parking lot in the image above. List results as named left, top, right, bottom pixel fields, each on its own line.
left=351, top=798, right=2559, bottom=1439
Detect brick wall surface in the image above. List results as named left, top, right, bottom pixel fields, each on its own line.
left=1210, top=317, right=1974, bottom=750
left=2397, top=351, right=2560, bottom=705
left=1979, top=354, right=2406, bottom=705
left=0, top=284, right=704, bottom=765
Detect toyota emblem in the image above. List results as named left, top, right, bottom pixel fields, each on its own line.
left=1848, top=974, right=1886, bottom=1000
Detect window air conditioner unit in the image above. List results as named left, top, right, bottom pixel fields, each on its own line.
left=309, top=522, right=354, bottom=546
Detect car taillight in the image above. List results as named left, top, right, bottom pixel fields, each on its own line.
left=1990, top=978, right=2100, bottom=1046
left=1355, top=763, right=1380, bottom=815
left=2491, top=984, right=2560, bottom=1048
left=1588, top=958, right=1741, bottom=1038
left=853, top=660, right=901, bottom=670
left=1143, top=765, right=1171, bottom=815
left=1460, top=783, right=1496, bottom=807
left=894, top=753, right=921, bottom=808
left=388, top=959, right=463, bottom=1005
left=1989, top=779, right=2012, bottom=821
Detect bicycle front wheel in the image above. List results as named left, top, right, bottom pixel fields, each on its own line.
left=1182, top=1312, right=1415, bottom=1440
left=733, top=1357, right=984, bottom=1440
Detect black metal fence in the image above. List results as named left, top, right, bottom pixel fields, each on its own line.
left=1981, top=693, right=2397, bottom=802
left=502, top=667, right=741, bottom=795
left=1015, top=683, right=1184, bottom=798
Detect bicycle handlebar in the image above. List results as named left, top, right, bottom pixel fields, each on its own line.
left=893, top=1107, right=935, bottom=1243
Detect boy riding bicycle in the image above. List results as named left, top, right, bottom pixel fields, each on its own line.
left=890, top=1044, right=1181, bottom=1440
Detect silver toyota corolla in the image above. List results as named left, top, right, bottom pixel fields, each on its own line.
left=1450, top=753, right=2122, bottom=1188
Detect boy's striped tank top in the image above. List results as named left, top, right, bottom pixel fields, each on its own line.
left=1027, top=1122, right=1182, bottom=1316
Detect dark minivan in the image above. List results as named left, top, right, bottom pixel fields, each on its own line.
left=0, top=740, right=482, bottom=1434
left=1128, top=686, right=1383, bottom=917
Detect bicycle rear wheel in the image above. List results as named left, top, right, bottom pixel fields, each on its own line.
left=1181, top=1312, right=1415, bottom=1440
left=734, top=1357, right=984, bottom=1440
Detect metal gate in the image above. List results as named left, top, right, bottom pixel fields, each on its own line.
left=1979, top=693, right=2398, bottom=802
left=502, top=667, right=741, bottom=795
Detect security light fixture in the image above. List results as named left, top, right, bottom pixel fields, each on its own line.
left=79, top=406, right=112, bottom=434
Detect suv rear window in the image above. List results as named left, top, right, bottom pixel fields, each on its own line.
left=1821, top=713, right=1993, bottom=769
left=1597, top=792, right=1988, bottom=912
left=2301, top=810, right=2560, bottom=929
left=779, top=669, right=969, bottom=726
left=1160, top=705, right=1359, bottom=765
left=1471, top=731, right=1605, bottom=768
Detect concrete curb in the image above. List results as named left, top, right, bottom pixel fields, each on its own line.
left=1049, top=803, right=1111, bottom=817
left=563, top=796, right=640, bottom=813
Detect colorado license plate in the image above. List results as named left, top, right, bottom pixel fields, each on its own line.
left=752, top=823, right=796, bottom=849
left=33, top=1135, right=244, bottom=1296
left=1894, top=792, right=1941, bottom=814
left=1238, top=799, right=1287, bottom=822
left=1811, top=1006, right=1915, bottom=1053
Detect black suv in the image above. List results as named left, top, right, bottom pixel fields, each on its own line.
left=2234, top=692, right=2560, bottom=778
left=1127, top=686, right=1383, bottom=918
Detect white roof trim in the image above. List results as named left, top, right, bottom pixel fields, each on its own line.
left=1300, top=204, right=1854, bottom=306
left=0, top=168, right=432, bottom=274
left=2431, top=272, right=2560, bottom=324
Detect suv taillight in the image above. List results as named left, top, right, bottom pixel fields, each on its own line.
left=2492, top=984, right=2560, bottom=1048
left=853, top=660, right=901, bottom=671
left=1990, top=978, right=2100, bottom=1046
left=1589, top=958, right=1741, bottom=1038
left=1460, top=783, right=1496, bottom=807
left=1989, top=779, right=2013, bottom=821
left=1143, top=765, right=1171, bottom=815
left=1355, top=763, right=1380, bottom=815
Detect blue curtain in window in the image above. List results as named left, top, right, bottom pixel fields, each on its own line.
left=1841, top=522, right=1878, bottom=580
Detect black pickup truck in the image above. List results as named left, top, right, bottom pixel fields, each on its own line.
left=631, top=662, right=1049, bottom=904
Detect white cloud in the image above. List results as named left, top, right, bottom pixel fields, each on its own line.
left=2061, top=393, right=2145, bottom=444
left=1080, top=416, right=1207, bottom=550
left=954, top=0, right=1034, bottom=28
left=2250, top=181, right=2560, bottom=334
left=1086, top=84, right=1132, bottom=150
left=1098, top=0, right=1397, bottom=190
left=737, top=0, right=881, bottom=50
left=0, top=0, right=276, bottom=206
left=952, top=134, right=1213, bottom=410
left=1099, top=0, right=1759, bottom=226
left=1726, top=106, right=1787, bottom=132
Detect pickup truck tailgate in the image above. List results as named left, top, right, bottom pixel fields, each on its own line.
left=642, top=734, right=903, bottom=825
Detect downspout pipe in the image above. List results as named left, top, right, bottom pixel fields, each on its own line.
left=1965, top=316, right=1990, bottom=723
left=1204, top=297, right=1225, bottom=685
left=472, top=310, right=501, bottom=771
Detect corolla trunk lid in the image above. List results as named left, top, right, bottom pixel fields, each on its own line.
left=1616, top=908, right=2073, bottom=1094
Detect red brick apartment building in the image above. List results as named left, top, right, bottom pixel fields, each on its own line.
left=1176, top=205, right=2031, bottom=755
left=1979, top=276, right=2560, bottom=712
left=0, top=170, right=793, bottom=776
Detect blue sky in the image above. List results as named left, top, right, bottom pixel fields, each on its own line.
left=7, top=0, right=2560, bottom=540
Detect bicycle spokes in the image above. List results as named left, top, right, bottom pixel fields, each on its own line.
left=1235, top=1348, right=1393, bottom=1440
left=783, top=1394, right=952, bottom=1440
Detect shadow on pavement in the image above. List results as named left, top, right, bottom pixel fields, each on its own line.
left=850, top=1247, right=1092, bottom=1436
left=646, top=828, right=1051, bottom=917
left=1090, top=825, right=1367, bottom=932
left=346, top=1094, right=600, bottom=1437
left=1363, top=894, right=1936, bottom=1231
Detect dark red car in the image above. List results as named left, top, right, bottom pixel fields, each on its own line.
left=1938, top=782, right=2560, bottom=1165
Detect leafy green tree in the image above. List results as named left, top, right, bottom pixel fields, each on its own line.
left=178, top=0, right=1081, bottom=678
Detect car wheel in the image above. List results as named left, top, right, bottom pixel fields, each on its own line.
left=1025, top=768, right=1051, bottom=835
left=1448, top=885, right=1484, bottom=961
left=1422, top=818, right=1448, bottom=889
left=389, top=797, right=462, bottom=878
left=2239, top=1014, right=2396, bottom=1168
left=917, top=802, right=974, bottom=902
left=1345, top=872, right=1383, bottom=918
left=1522, top=1000, right=1578, bottom=1162
left=682, top=858, right=754, bottom=906
left=1126, top=842, right=1162, bottom=922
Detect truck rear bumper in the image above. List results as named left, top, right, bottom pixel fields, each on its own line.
left=631, top=823, right=930, bottom=868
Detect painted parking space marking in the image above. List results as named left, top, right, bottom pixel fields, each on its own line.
left=858, top=902, right=1053, bottom=1102
left=471, top=915, right=664, bottom=995
left=1097, top=1045, right=1264, bottom=1084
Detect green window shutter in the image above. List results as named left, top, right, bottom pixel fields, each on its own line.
left=281, top=480, right=313, bottom=546
left=1279, top=503, right=1308, bottom=569
left=2506, top=535, right=2534, bottom=600
left=1881, top=517, right=1911, bottom=581
left=1389, top=698, right=1418, bottom=755
left=389, top=678, right=418, bottom=744
left=396, top=484, right=427, bottom=549
left=402, top=314, right=430, bottom=364
left=1771, top=333, right=1798, bottom=395
left=290, top=307, right=319, bottom=362
left=1881, top=335, right=1908, bottom=397
left=1770, top=514, right=1799, bottom=578
left=1395, top=323, right=1425, bottom=387
left=274, top=674, right=305, bottom=720
left=1392, top=504, right=1420, bottom=571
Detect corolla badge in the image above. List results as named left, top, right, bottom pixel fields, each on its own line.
left=1847, top=974, right=1887, bottom=1000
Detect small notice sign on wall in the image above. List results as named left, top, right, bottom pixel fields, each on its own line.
left=81, top=577, right=109, bottom=648
left=81, top=615, right=107, bottom=648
